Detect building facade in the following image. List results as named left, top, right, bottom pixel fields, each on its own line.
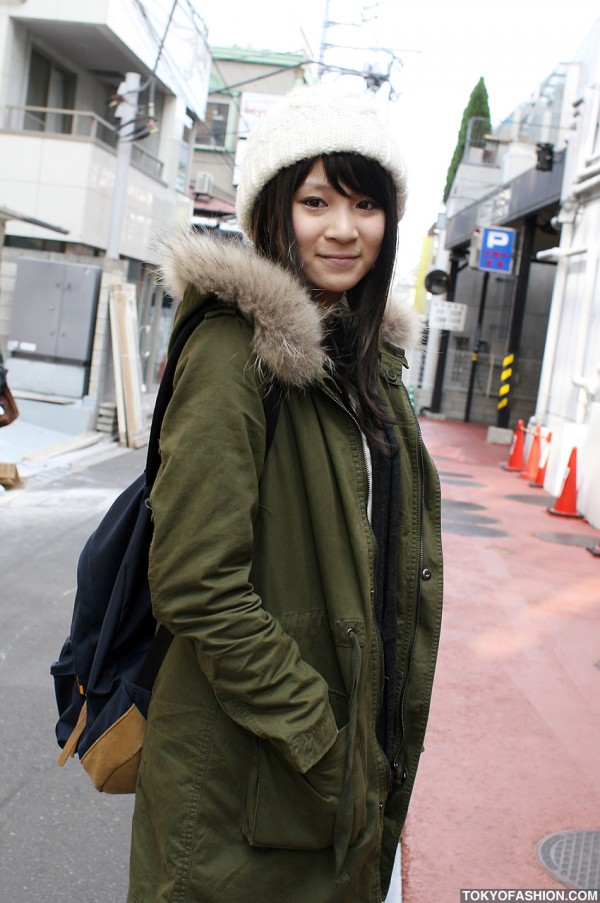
left=534, top=19, right=600, bottom=526
left=417, top=17, right=600, bottom=527
left=190, top=47, right=307, bottom=230
left=0, top=0, right=211, bottom=431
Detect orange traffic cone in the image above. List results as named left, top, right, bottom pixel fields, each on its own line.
left=548, top=447, right=583, bottom=518
left=530, top=431, right=552, bottom=488
left=502, top=419, right=526, bottom=471
left=520, top=425, right=542, bottom=481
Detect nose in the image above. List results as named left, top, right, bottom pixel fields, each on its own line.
left=324, top=205, right=358, bottom=242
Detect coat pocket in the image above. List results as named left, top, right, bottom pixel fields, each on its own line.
left=242, top=726, right=365, bottom=851
left=242, top=724, right=349, bottom=851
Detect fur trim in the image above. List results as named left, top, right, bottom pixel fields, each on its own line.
left=157, top=231, right=421, bottom=386
left=382, top=298, right=424, bottom=353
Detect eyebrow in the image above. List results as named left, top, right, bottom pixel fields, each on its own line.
left=297, top=179, right=330, bottom=191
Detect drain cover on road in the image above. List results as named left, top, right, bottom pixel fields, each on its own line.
left=537, top=830, right=600, bottom=889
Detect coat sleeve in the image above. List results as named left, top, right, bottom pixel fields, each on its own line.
left=148, top=310, right=338, bottom=774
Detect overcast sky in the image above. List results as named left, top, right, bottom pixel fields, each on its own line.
left=200, top=0, right=600, bottom=279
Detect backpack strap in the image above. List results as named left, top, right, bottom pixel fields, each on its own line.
left=57, top=701, right=88, bottom=765
left=262, top=380, right=283, bottom=456
left=145, top=298, right=224, bottom=486
left=145, top=299, right=282, bottom=485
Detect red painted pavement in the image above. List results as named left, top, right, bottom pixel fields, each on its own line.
left=400, top=418, right=600, bottom=902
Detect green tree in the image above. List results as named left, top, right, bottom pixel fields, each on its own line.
left=443, top=77, right=491, bottom=203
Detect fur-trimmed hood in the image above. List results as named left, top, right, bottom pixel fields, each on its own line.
left=159, top=231, right=422, bottom=387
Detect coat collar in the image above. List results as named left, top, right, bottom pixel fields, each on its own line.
left=158, top=231, right=423, bottom=388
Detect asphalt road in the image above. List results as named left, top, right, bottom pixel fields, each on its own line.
left=0, top=445, right=147, bottom=903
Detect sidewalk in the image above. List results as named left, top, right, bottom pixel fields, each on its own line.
left=0, top=415, right=124, bottom=491
left=3, top=413, right=599, bottom=897
left=401, top=418, right=600, bottom=900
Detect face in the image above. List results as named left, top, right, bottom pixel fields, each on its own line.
left=291, top=160, right=386, bottom=307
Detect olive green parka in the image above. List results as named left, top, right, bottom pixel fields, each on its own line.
left=128, top=232, right=443, bottom=903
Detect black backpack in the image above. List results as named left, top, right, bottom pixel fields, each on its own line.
left=51, top=301, right=281, bottom=793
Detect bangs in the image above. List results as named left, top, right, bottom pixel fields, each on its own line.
left=320, top=153, right=396, bottom=209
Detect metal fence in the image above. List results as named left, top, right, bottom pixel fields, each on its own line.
left=3, top=105, right=163, bottom=180
left=446, top=347, right=542, bottom=403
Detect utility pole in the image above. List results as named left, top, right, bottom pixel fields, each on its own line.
left=430, top=255, right=463, bottom=413
left=106, top=72, right=141, bottom=261
left=105, top=1, right=178, bottom=260
left=464, top=271, right=489, bottom=422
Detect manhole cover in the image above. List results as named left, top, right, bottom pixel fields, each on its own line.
left=537, top=830, right=600, bottom=889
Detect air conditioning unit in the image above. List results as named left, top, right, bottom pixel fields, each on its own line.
left=195, top=171, right=214, bottom=195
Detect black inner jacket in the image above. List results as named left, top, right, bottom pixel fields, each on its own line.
left=370, top=424, right=400, bottom=761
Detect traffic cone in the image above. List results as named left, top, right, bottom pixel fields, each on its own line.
left=502, top=419, right=526, bottom=471
left=587, top=542, right=600, bottom=557
left=520, top=425, right=542, bottom=481
left=530, top=431, right=552, bottom=488
left=547, top=447, right=583, bottom=518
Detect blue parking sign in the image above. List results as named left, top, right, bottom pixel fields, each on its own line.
left=478, top=227, right=516, bottom=273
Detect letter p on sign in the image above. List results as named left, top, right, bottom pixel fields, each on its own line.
left=487, top=230, right=510, bottom=248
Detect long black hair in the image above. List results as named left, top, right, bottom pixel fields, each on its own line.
left=250, top=152, right=399, bottom=449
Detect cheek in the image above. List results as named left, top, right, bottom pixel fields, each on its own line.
left=366, top=218, right=386, bottom=258
left=291, top=211, right=308, bottom=257
left=292, top=209, right=313, bottom=234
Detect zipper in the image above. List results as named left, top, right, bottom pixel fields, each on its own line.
left=319, top=378, right=392, bottom=801
left=320, top=377, right=372, bottom=516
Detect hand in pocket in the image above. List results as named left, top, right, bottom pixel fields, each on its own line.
left=242, top=725, right=349, bottom=851
left=304, top=723, right=348, bottom=803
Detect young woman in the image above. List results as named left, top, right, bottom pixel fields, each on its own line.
left=128, top=81, right=443, bottom=903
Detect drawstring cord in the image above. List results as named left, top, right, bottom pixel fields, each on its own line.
left=333, top=627, right=362, bottom=887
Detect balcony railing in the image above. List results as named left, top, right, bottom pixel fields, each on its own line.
left=131, top=143, right=164, bottom=181
left=3, top=105, right=164, bottom=181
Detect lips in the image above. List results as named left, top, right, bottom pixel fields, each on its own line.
left=318, top=254, right=359, bottom=267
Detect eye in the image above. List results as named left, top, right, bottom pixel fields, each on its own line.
left=301, top=196, right=326, bottom=209
left=356, top=198, right=379, bottom=211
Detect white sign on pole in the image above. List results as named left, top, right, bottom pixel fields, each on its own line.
left=233, top=92, right=283, bottom=186
left=429, top=299, right=468, bottom=332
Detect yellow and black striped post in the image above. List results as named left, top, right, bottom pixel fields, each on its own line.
left=497, top=353, right=514, bottom=426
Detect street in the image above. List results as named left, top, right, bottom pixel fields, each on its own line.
left=403, top=419, right=600, bottom=899
left=0, top=446, right=147, bottom=903
left=2, top=418, right=599, bottom=902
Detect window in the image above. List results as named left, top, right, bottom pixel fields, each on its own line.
left=195, top=101, right=231, bottom=149
left=176, top=112, right=195, bottom=192
left=25, top=49, right=75, bottom=134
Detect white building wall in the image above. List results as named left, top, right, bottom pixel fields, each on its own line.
left=0, top=19, right=28, bottom=113
left=0, top=0, right=204, bottom=258
left=536, top=18, right=600, bottom=526
left=0, top=131, right=190, bottom=261
left=11, top=0, right=210, bottom=121
left=0, top=0, right=209, bottom=425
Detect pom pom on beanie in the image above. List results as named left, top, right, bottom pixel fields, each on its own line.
left=235, top=80, right=408, bottom=237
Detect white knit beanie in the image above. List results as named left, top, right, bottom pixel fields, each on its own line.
left=235, top=80, right=408, bottom=237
